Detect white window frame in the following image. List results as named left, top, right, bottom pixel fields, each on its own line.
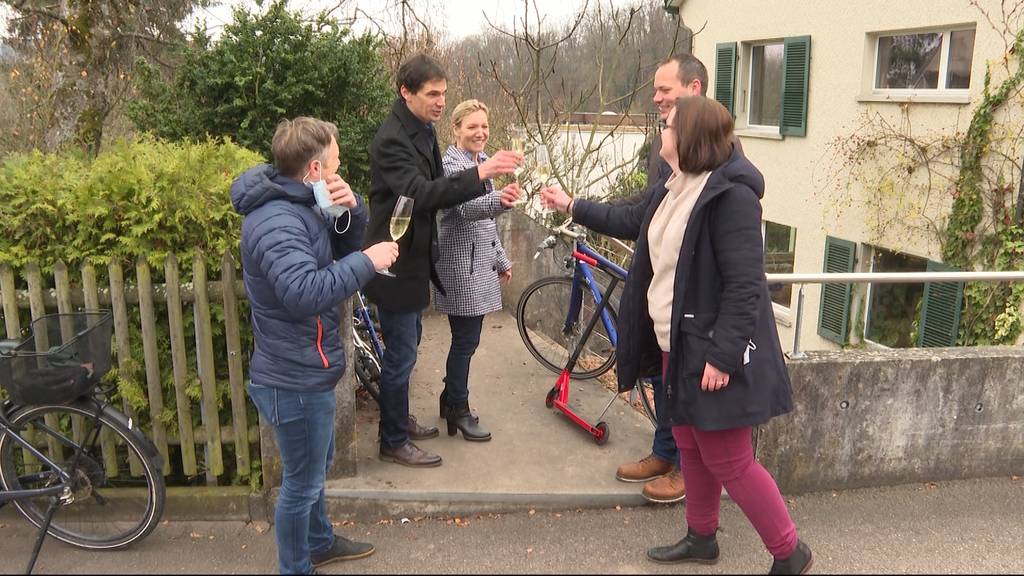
left=746, top=41, right=786, bottom=134
left=871, top=26, right=974, bottom=98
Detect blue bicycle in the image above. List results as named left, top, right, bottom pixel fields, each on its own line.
left=516, top=222, right=657, bottom=442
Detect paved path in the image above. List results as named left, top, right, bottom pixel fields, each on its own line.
left=326, top=311, right=655, bottom=517
left=3, top=476, right=1021, bottom=574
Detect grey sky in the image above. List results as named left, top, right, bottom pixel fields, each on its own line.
left=186, top=0, right=637, bottom=41
left=1, top=1, right=640, bottom=45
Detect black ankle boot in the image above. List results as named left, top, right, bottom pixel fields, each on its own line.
left=446, top=402, right=491, bottom=441
left=769, top=540, right=813, bottom=575
left=646, top=528, right=720, bottom=564
left=440, top=390, right=478, bottom=422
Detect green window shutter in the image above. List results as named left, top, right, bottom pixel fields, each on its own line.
left=715, top=42, right=737, bottom=116
left=818, top=236, right=856, bottom=344
left=918, top=261, right=964, bottom=347
left=780, top=35, right=811, bottom=137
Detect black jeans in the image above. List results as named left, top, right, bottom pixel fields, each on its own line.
left=442, top=314, right=485, bottom=406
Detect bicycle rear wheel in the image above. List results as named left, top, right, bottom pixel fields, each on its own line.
left=352, top=308, right=383, bottom=404
left=0, top=401, right=165, bottom=550
left=516, top=276, right=616, bottom=380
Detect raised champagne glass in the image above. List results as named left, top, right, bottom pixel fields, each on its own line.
left=510, top=127, right=528, bottom=206
left=534, top=144, right=554, bottom=214
left=378, top=195, right=414, bottom=277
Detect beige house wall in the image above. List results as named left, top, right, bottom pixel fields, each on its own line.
left=679, top=0, right=1011, bottom=351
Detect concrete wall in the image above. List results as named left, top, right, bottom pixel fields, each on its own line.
left=757, top=346, right=1024, bottom=493
left=496, top=210, right=579, bottom=314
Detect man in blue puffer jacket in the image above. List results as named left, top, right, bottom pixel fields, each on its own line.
left=231, top=117, right=398, bottom=575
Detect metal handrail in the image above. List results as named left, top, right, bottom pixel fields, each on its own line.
left=766, top=271, right=1024, bottom=284
left=764, top=271, right=1024, bottom=358
left=559, top=215, right=1023, bottom=356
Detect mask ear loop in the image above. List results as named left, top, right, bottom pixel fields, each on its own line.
left=334, top=208, right=352, bottom=235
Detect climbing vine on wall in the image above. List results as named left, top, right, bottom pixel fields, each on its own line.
left=820, top=13, right=1024, bottom=345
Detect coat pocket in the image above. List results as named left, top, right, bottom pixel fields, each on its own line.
left=678, top=313, right=716, bottom=379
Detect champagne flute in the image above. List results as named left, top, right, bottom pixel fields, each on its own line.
left=509, top=127, right=528, bottom=206
left=378, top=195, right=414, bottom=277
left=534, top=144, right=553, bottom=214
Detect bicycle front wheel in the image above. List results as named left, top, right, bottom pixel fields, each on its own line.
left=635, top=378, right=658, bottom=429
left=516, top=276, right=617, bottom=380
left=0, top=401, right=166, bottom=550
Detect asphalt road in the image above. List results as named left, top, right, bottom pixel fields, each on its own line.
left=1, top=476, right=1021, bottom=574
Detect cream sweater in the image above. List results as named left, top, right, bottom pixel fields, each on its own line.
left=647, top=170, right=712, bottom=352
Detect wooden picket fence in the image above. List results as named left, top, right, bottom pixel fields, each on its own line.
left=0, top=250, right=256, bottom=486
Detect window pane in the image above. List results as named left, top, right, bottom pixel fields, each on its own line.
left=750, top=43, right=784, bottom=126
left=764, top=221, right=796, bottom=307
left=876, top=33, right=942, bottom=89
left=865, top=248, right=928, bottom=347
left=946, top=29, right=975, bottom=89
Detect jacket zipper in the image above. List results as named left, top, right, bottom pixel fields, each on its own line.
left=316, top=316, right=330, bottom=368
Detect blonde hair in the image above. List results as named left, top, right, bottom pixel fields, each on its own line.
left=450, top=99, right=489, bottom=131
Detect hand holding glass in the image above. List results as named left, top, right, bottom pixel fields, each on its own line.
left=378, top=196, right=414, bottom=277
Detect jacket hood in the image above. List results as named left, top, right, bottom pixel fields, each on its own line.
left=231, top=164, right=315, bottom=215
left=715, top=146, right=765, bottom=199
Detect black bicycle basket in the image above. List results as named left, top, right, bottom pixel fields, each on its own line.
left=0, top=310, right=113, bottom=405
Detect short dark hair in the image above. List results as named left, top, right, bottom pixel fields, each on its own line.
left=271, top=117, right=339, bottom=179
left=672, top=96, right=733, bottom=173
left=661, top=53, right=709, bottom=96
left=396, top=53, right=447, bottom=95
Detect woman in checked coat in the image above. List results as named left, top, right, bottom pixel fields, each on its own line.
left=432, top=99, right=522, bottom=442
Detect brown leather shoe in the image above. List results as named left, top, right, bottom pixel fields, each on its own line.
left=378, top=441, right=442, bottom=468
left=616, top=453, right=675, bottom=483
left=408, top=414, right=439, bottom=440
left=642, top=469, right=686, bottom=504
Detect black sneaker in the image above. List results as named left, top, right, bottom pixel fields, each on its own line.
left=311, top=535, right=375, bottom=568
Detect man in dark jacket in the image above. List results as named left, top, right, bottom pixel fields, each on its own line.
left=232, top=117, right=398, bottom=575
left=364, top=54, right=521, bottom=467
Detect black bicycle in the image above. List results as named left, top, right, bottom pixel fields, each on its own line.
left=0, top=311, right=166, bottom=574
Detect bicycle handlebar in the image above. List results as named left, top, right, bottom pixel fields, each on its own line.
left=532, top=218, right=585, bottom=260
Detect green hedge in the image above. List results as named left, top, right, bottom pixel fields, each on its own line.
left=0, top=137, right=265, bottom=487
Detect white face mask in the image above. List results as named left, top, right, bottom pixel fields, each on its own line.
left=303, top=159, right=351, bottom=232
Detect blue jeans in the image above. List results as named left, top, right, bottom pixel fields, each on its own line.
left=443, top=315, right=484, bottom=406
left=377, top=309, right=423, bottom=449
left=649, top=375, right=680, bottom=466
left=248, top=384, right=336, bottom=575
